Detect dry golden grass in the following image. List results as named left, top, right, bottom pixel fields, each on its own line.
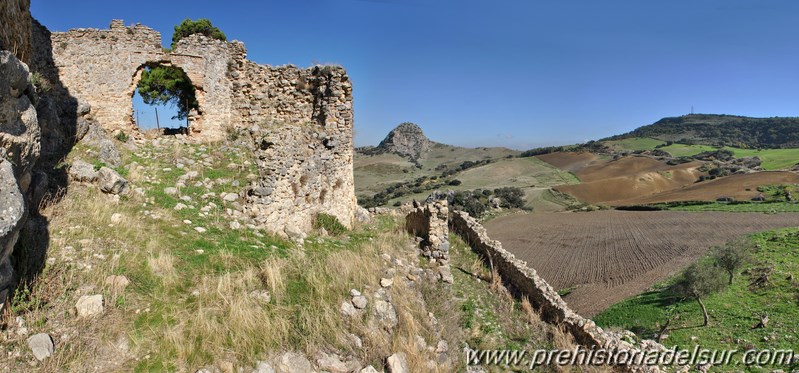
left=3, top=133, right=586, bottom=372
left=147, top=252, right=176, bottom=279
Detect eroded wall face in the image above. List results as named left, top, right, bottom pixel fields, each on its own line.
left=42, top=20, right=355, bottom=232
left=238, top=64, right=355, bottom=231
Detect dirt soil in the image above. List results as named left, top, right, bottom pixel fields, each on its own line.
left=551, top=156, right=704, bottom=205
left=615, top=171, right=799, bottom=205
left=536, top=152, right=602, bottom=173
left=483, top=210, right=799, bottom=316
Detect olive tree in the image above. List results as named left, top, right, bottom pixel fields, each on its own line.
left=671, top=262, right=727, bottom=326
left=711, top=238, right=752, bottom=285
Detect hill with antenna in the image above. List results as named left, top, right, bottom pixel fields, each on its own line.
left=605, top=114, right=799, bottom=148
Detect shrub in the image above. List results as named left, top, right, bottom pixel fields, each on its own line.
left=115, top=131, right=130, bottom=142
left=29, top=71, right=51, bottom=93
left=448, top=179, right=462, bottom=186
left=493, top=187, right=525, bottom=208
left=313, top=213, right=347, bottom=235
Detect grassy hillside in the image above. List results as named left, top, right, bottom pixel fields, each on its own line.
left=603, top=137, right=666, bottom=152
left=5, top=135, right=568, bottom=371
left=595, top=228, right=799, bottom=355
left=355, top=142, right=583, bottom=212
left=603, top=137, right=799, bottom=170
left=354, top=143, right=519, bottom=196
left=606, top=114, right=799, bottom=149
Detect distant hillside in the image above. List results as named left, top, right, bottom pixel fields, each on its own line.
left=606, top=114, right=799, bottom=148
left=357, top=122, right=433, bottom=160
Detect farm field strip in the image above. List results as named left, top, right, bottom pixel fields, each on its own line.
left=483, top=211, right=799, bottom=316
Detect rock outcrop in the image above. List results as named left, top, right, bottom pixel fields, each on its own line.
left=0, top=50, right=41, bottom=308
left=376, top=122, right=432, bottom=160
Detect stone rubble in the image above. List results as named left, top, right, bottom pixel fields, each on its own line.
left=75, top=294, right=104, bottom=318
left=27, top=333, right=54, bottom=361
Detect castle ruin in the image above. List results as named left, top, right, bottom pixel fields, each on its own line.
left=38, top=19, right=356, bottom=233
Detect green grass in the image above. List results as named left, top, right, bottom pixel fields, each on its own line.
left=444, top=234, right=552, bottom=353
left=595, top=228, right=799, bottom=360
left=659, top=143, right=719, bottom=157
left=313, top=213, right=348, bottom=235
left=603, top=138, right=799, bottom=170
left=727, top=147, right=799, bottom=170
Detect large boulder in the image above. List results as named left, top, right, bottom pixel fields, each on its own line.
left=0, top=51, right=40, bottom=309
left=0, top=51, right=40, bottom=180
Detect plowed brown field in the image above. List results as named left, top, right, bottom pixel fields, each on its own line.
left=483, top=211, right=799, bottom=316
left=536, top=152, right=601, bottom=173
left=540, top=152, right=799, bottom=206
left=617, top=171, right=799, bottom=205
left=549, top=156, right=704, bottom=205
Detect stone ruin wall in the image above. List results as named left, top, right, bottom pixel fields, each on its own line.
left=39, top=20, right=356, bottom=232
left=231, top=59, right=355, bottom=232
left=44, top=20, right=242, bottom=139
left=405, top=200, right=450, bottom=261
left=0, top=0, right=33, bottom=64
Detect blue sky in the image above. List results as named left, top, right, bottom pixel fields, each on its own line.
left=32, top=0, right=799, bottom=149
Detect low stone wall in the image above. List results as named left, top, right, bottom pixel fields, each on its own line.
left=449, top=211, right=666, bottom=371
left=405, top=200, right=450, bottom=261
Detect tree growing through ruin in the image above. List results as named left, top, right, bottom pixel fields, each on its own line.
left=171, top=18, right=226, bottom=49
left=137, top=64, right=198, bottom=120
left=135, top=19, right=227, bottom=122
left=670, top=262, right=727, bottom=327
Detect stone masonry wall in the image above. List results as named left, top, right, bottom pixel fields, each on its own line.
left=234, top=62, right=355, bottom=231
left=405, top=200, right=450, bottom=261
left=449, top=211, right=667, bottom=372
left=40, top=20, right=356, bottom=233
left=0, top=0, right=33, bottom=64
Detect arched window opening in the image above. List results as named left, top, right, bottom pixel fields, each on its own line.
left=131, top=63, right=200, bottom=132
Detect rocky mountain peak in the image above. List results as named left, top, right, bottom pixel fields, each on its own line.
left=377, top=122, right=432, bottom=160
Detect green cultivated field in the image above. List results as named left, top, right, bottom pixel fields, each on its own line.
left=595, top=228, right=799, bottom=354
left=605, top=137, right=799, bottom=170
left=658, top=143, right=718, bottom=157
left=354, top=143, right=519, bottom=196
left=730, top=147, right=799, bottom=170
